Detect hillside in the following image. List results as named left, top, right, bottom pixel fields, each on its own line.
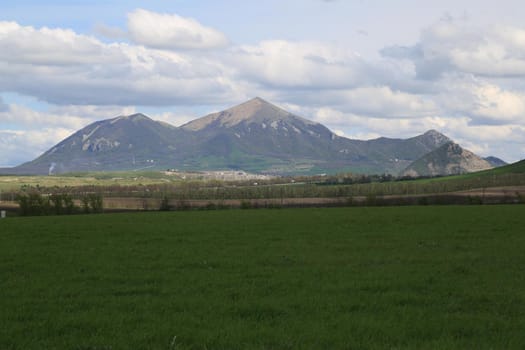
left=473, top=158, right=525, bottom=176
left=180, top=97, right=341, bottom=172
left=402, top=142, right=493, bottom=177
left=14, top=114, right=193, bottom=174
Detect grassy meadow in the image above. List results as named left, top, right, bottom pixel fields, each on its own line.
left=1, top=206, right=525, bottom=349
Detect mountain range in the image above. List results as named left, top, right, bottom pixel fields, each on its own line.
left=3, top=97, right=506, bottom=176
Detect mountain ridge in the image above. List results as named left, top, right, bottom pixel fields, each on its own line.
left=402, top=142, right=493, bottom=177
left=4, top=98, right=498, bottom=176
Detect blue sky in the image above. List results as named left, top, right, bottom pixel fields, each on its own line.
left=1, top=0, right=525, bottom=166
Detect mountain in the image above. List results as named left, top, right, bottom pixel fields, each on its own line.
left=401, top=142, right=493, bottom=177
left=338, top=130, right=452, bottom=174
left=13, top=113, right=192, bottom=174
left=6, top=97, right=489, bottom=176
left=484, top=156, right=507, bottom=168
left=180, top=97, right=345, bottom=172
left=179, top=98, right=452, bottom=174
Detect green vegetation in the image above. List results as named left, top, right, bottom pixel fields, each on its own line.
left=15, top=192, right=103, bottom=216
left=0, top=171, right=184, bottom=192
left=1, top=206, right=525, bottom=349
left=1, top=160, right=525, bottom=213
left=460, top=159, right=524, bottom=179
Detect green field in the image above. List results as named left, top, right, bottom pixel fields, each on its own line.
left=1, top=206, right=525, bottom=349
left=0, top=171, right=184, bottom=192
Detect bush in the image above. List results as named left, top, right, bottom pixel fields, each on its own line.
left=81, top=194, right=104, bottom=214
left=205, top=202, right=217, bottom=210
left=90, top=194, right=104, bottom=213
left=159, top=196, right=171, bottom=211
left=240, top=200, right=252, bottom=209
left=16, top=192, right=50, bottom=216
left=63, top=194, right=76, bottom=214
left=81, top=196, right=90, bottom=213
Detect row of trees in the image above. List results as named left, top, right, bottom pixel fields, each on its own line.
left=16, top=192, right=104, bottom=216
left=7, top=171, right=525, bottom=215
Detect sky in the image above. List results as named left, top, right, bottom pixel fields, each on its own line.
left=1, top=0, right=525, bottom=167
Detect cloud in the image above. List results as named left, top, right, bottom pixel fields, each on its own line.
left=0, top=21, right=122, bottom=66
left=0, top=20, right=238, bottom=106
left=150, top=111, right=196, bottom=127
left=0, top=128, right=73, bottom=167
left=382, top=17, right=525, bottom=79
left=0, top=102, right=138, bottom=167
left=1, top=14, right=525, bottom=164
left=127, top=9, right=229, bottom=50
left=0, top=103, right=135, bottom=130
left=437, top=76, right=525, bottom=124
left=93, top=23, right=128, bottom=40
left=0, top=96, right=8, bottom=112
left=322, top=86, right=438, bottom=117
left=228, top=40, right=370, bottom=89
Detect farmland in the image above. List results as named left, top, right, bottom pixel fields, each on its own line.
left=2, top=162, right=525, bottom=214
left=1, top=206, right=525, bottom=349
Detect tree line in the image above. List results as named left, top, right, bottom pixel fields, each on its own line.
left=16, top=192, right=103, bottom=216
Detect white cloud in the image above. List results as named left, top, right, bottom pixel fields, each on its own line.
left=0, top=103, right=135, bottom=130
left=325, top=86, right=438, bottom=117
left=438, top=76, right=525, bottom=124
left=450, top=25, right=525, bottom=77
left=229, top=40, right=369, bottom=88
left=0, top=20, right=238, bottom=106
left=0, top=21, right=122, bottom=66
left=1, top=14, right=525, bottom=165
left=470, top=84, right=525, bottom=122
left=49, top=105, right=137, bottom=120
left=127, top=9, right=229, bottom=50
left=0, top=128, right=73, bottom=167
left=0, top=103, right=138, bottom=166
left=150, top=111, right=196, bottom=127
left=382, top=18, right=525, bottom=79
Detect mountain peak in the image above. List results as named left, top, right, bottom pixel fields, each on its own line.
left=9, top=98, right=498, bottom=176
left=182, top=97, right=313, bottom=131
left=424, top=129, right=441, bottom=136
left=422, top=129, right=449, bottom=140
left=110, top=113, right=151, bottom=124
left=250, top=96, right=267, bottom=103
left=417, top=129, right=451, bottom=146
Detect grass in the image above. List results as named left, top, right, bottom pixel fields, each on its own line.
left=1, top=206, right=525, bottom=349
left=0, top=171, right=185, bottom=191
left=413, top=159, right=525, bottom=183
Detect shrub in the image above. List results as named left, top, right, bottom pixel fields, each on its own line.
left=240, top=200, right=252, bottom=209
left=89, top=194, right=104, bottom=213
left=50, top=194, right=64, bottom=215
left=159, top=196, right=171, bottom=211
left=81, top=196, right=91, bottom=213
left=205, top=202, right=217, bottom=210
left=16, top=192, right=50, bottom=216
left=63, top=194, right=76, bottom=214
